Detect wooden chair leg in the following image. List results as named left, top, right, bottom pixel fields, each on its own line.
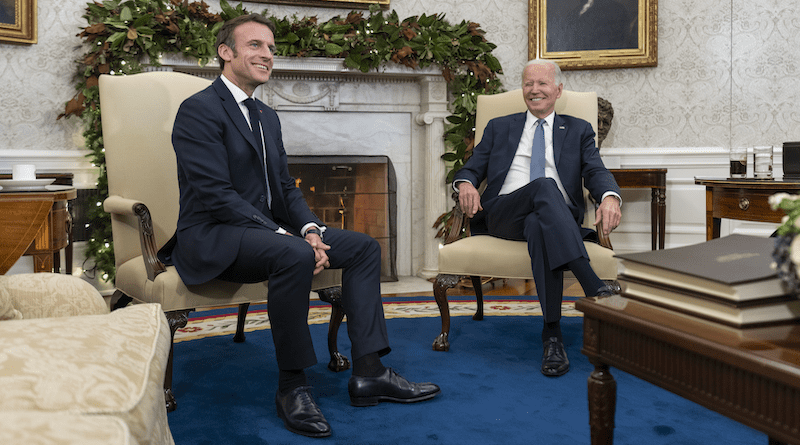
left=433, top=274, right=459, bottom=351
left=164, top=309, right=193, bottom=413
left=233, top=303, right=249, bottom=343
left=470, top=275, right=484, bottom=320
left=317, top=286, right=350, bottom=372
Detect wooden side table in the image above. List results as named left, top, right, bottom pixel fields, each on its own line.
left=609, top=168, right=667, bottom=249
left=694, top=177, right=800, bottom=240
left=0, top=186, right=77, bottom=274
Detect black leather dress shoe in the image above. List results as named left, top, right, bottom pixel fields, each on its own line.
left=594, top=283, right=620, bottom=297
left=348, top=368, right=441, bottom=407
left=541, top=337, right=570, bottom=377
left=275, top=386, right=331, bottom=438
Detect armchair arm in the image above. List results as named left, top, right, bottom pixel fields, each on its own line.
left=103, top=195, right=167, bottom=281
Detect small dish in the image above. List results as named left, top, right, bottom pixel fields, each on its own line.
left=0, top=178, right=56, bottom=191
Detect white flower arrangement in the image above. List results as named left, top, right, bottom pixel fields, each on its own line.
left=769, top=193, right=800, bottom=293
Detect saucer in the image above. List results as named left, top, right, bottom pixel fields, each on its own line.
left=0, top=178, right=56, bottom=191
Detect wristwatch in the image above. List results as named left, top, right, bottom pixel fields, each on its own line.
left=305, top=227, right=323, bottom=240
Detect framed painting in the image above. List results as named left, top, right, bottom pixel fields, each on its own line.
left=0, top=0, right=36, bottom=44
left=250, top=0, right=389, bottom=9
left=528, top=0, right=657, bottom=70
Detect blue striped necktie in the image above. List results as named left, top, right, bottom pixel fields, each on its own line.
left=530, top=118, right=546, bottom=181
left=243, top=98, right=272, bottom=208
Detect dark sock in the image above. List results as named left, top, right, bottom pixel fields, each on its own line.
left=542, top=321, right=562, bottom=343
left=352, top=352, right=387, bottom=377
left=567, top=257, right=605, bottom=296
left=278, top=369, right=307, bottom=395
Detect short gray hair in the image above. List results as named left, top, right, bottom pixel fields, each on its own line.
left=522, top=59, right=563, bottom=87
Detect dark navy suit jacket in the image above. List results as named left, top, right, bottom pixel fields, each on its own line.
left=158, top=77, right=322, bottom=285
left=454, top=111, right=620, bottom=235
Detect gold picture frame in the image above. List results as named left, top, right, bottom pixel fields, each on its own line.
left=0, top=0, right=36, bottom=44
left=528, top=0, right=657, bottom=70
left=249, top=0, right=389, bottom=9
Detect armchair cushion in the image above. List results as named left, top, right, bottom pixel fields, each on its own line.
left=438, top=235, right=618, bottom=281
left=115, top=258, right=342, bottom=312
left=0, top=273, right=108, bottom=320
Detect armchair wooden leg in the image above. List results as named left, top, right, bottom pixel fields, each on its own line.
left=433, top=274, right=459, bottom=351
left=164, top=309, right=193, bottom=413
left=233, top=303, right=249, bottom=343
left=317, top=286, right=350, bottom=372
left=470, top=275, right=484, bottom=321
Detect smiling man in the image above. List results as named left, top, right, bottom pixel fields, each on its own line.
left=158, top=13, right=440, bottom=438
left=453, top=59, right=621, bottom=377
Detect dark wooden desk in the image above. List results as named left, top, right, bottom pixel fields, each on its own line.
left=577, top=295, right=800, bottom=445
left=0, top=186, right=77, bottom=274
left=610, top=168, right=667, bottom=249
left=694, top=177, right=800, bottom=240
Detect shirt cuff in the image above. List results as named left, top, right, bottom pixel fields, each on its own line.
left=453, top=179, right=473, bottom=193
left=301, top=223, right=327, bottom=237
left=601, top=191, right=622, bottom=206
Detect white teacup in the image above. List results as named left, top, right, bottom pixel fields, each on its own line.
left=12, top=164, right=37, bottom=181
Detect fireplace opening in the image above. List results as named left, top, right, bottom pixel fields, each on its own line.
left=288, top=155, right=397, bottom=282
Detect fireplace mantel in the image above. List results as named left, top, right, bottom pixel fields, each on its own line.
left=148, top=55, right=450, bottom=278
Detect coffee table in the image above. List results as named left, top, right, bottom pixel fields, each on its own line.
left=577, top=294, right=800, bottom=445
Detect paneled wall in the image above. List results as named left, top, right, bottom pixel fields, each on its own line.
left=2, top=0, right=799, bottom=268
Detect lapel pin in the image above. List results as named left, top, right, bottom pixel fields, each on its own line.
left=559, top=126, right=566, bottom=130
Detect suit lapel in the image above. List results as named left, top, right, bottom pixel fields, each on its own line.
left=553, top=113, right=567, bottom=167
left=212, top=78, right=261, bottom=154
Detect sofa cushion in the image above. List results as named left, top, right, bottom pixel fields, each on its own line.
left=0, top=273, right=108, bottom=319
left=0, top=278, right=22, bottom=321
left=0, top=303, right=173, bottom=445
left=0, top=411, right=136, bottom=445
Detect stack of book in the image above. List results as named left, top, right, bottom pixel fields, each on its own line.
left=616, top=234, right=800, bottom=327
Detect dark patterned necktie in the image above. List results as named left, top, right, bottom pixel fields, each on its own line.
left=243, top=98, right=272, bottom=208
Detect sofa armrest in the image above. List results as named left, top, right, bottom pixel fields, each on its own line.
left=104, top=195, right=167, bottom=281
left=0, top=273, right=109, bottom=320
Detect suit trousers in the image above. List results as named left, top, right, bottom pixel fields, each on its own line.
left=484, top=178, right=589, bottom=323
left=217, top=227, right=390, bottom=371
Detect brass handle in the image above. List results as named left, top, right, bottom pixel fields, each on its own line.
left=739, top=197, right=750, bottom=211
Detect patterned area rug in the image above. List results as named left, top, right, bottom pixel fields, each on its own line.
left=174, top=296, right=583, bottom=343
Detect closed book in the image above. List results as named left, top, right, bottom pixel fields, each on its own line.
left=616, top=234, right=784, bottom=302
left=619, top=277, right=800, bottom=327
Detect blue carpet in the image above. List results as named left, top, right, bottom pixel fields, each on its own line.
left=168, top=304, right=766, bottom=444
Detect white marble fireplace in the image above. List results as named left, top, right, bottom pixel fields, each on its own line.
left=153, top=55, right=451, bottom=278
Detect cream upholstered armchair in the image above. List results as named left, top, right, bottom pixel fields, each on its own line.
left=98, top=72, right=347, bottom=412
left=432, top=89, right=618, bottom=351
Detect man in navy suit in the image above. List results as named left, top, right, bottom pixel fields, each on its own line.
left=454, top=59, right=621, bottom=377
left=159, top=13, right=439, bottom=438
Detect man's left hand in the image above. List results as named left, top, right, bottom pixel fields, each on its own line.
left=595, top=196, right=621, bottom=236
left=304, top=233, right=331, bottom=275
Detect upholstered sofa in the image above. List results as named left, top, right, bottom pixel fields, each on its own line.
left=0, top=273, right=174, bottom=445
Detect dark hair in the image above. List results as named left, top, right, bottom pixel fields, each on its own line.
left=215, top=13, right=276, bottom=70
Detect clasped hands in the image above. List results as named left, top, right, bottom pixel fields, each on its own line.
left=457, top=181, right=621, bottom=236
left=304, top=233, right=330, bottom=275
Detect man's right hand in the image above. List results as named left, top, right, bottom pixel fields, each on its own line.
left=457, top=181, right=483, bottom=218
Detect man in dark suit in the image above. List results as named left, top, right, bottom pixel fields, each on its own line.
left=454, top=59, right=621, bottom=377
left=158, top=13, right=439, bottom=438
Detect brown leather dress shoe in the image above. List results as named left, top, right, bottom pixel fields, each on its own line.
left=275, top=386, right=331, bottom=438
left=348, top=368, right=441, bottom=407
left=541, top=337, right=570, bottom=377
